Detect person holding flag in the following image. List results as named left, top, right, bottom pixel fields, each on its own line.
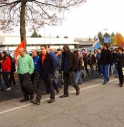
left=14, top=40, right=34, bottom=102
left=17, top=48, right=34, bottom=102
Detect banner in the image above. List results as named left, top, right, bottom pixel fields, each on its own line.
left=92, top=37, right=101, bottom=50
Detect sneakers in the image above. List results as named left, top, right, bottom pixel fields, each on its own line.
left=76, top=90, right=80, bottom=95
left=20, top=98, right=29, bottom=102
left=6, top=87, right=11, bottom=91
left=115, top=75, right=118, bottom=78
left=31, top=100, right=40, bottom=105
left=60, top=94, right=69, bottom=98
left=48, top=99, right=55, bottom=103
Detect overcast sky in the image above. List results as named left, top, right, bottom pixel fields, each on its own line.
left=4, top=0, right=124, bottom=38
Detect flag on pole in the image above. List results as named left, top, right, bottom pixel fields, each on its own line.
left=14, top=40, right=25, bottom=59
left=92, top=37, right=101, bottom=50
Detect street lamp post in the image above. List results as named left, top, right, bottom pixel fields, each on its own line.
left=103, top=28, right=108, bottom=34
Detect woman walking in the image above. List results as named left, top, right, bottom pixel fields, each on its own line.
left=1, top=51, right=11, bottom=91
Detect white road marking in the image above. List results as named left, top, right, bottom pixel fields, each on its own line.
left=0, top=79, right=117, bottom=115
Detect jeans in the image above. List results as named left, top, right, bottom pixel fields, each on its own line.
left=100, top=64, right=110, bottom=83
left=54, top=70, right=59, bottom=85
left=111, top=62, right=118, bottom=76
left=89, top=64, right=94, bottom=74
left=75, top=71, right=82, bottom=84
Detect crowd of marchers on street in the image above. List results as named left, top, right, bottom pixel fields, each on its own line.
left=0, top=43, right=124, bottom=105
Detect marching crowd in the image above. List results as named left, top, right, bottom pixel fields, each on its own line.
left=0, top=43, right=124, bottom=105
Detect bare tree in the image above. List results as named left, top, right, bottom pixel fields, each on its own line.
left=0, top=0, right=86, bottom=49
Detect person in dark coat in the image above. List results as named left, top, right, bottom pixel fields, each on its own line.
left=116, top=47, right=124, bottom=87
left=73, top=50, right=82, bottom=85
left=82, top=49, right=89, bottom=75
left=31, top=45, right=56, bottom=105
left=8, top=55, right=16, bottom=86
left=96, top=48, right=102, bottom=76
left=100, top=43, right=112, bottom=84
left=60, top=45, right=80, bottom=98
left=31, top=50, right=40, bottom=93
left=88, top=50, right=96, bottom=74
left=111, top=48, right=118, bottom=77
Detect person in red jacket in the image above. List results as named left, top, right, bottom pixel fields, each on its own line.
left=1, top=51, right=11, bottom=91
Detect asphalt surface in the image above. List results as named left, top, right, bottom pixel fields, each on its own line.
left=0, top=72, right=124, bottom=127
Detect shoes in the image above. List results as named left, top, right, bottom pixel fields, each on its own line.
left=59, top=85, right=63, bottom=88
left=115, top=75, right=118, bottom=78
left=60, top=94, right=69, bottom=98
left=107, top=78, right=109, bottom=82
left=78, top=82, right=82, bottom=85
left=13, top=83, right=16, bottom=85
left=48, top=99, right=55, bottom=103
left=0, top=87, right=4, bottom=91
left=103, top=82, right=107, bottom=85
left=30, top=94, right=34, bottom=100
left=20, top=98, right=29, bottom=102
left=31, top=100, right=40, bottom=105
left=56, top=88, right=59, bottom=93
left=6, top=87, right=11, bottom=91
left=120, top=84, right=123, bottom=87
left=76, top=90, right=80, bottom=95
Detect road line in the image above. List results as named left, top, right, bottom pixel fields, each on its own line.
left=0, top=79, right=117, bottom=115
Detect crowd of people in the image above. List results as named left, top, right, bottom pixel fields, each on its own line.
left=0, top=43, right=124, bottom=105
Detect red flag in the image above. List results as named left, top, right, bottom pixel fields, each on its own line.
left=14, top=40, right=25, bottom=59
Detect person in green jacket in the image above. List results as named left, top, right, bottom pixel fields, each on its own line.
left=17, top=48, right=34, bottom=102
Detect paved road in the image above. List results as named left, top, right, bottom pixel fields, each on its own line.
left=0, top=73, right=124, bottom=127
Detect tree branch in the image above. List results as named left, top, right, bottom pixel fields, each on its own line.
left=0, top=0, right=20, bottom=7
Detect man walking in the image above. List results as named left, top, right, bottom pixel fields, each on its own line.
left=100, top=43, right=112, bottom=84
left=17, top=48, right=34, bottom=102
left=31, top=45, right=56, bottom=105
left=31, top=50, right=40, bottom=93
left=60, top=45, right=80, bottom=98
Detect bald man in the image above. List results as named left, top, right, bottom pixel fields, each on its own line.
left=31, top=50, right=40, bottom=93
left=17, top=48, right=34, bottom=102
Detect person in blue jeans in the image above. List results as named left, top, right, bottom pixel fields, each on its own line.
left=100, top=43, right=112, bottom=84
left=73, top=50, right=82, bottom=85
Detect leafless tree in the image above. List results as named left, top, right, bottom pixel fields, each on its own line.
left=0, top=0, right=86, bottom=49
